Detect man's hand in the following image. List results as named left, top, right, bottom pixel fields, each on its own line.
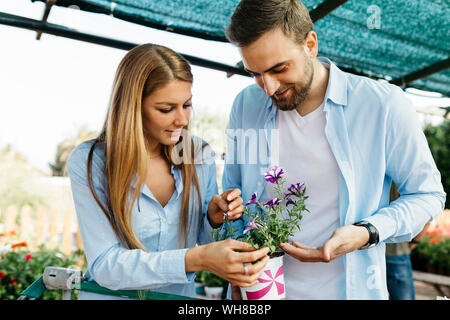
left=207, top=188, right=244, bottom=228
left=279, top=225, right=370, bottom=262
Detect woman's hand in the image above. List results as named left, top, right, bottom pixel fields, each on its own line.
left=185, top=239, right=270, bottom=288
left=207, top=188, right=244, bottom=228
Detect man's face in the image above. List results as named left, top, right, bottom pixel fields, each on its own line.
left=240, top=28, right=314, bottom=111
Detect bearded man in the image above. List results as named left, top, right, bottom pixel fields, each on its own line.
left=222, top=0, right=446, bottom=300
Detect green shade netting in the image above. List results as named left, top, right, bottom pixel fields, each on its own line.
left=30, top=0, right=450, bottom=96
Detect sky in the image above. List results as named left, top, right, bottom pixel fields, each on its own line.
left=0, top=0, right=448, bottom=174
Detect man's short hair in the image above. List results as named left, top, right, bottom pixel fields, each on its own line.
left=226, top=0, right=314, bottom=47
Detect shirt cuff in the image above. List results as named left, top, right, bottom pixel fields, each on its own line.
left=362, top=211, right=396, bottom=243
left=160, top=248, right=195, bottom=283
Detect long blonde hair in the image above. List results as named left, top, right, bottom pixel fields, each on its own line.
left=87, top=44, right=202, bottom=250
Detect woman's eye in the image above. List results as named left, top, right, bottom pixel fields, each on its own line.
left=183, top=104, right=192, bottom=109
left=159, top=108, right=173, bottom=113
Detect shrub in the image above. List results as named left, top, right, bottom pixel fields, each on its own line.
left=424, top=120, right=450, bottom=209
left=410, top=226, right=450, bottom=276
left=0, top=233, right=85, bottom=300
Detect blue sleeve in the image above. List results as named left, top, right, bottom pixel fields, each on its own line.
left=222, top=91, right=244, bottom=192
left=363, top=87, right=446, bottom=242
left=220, top=92, right=248, bottom=239
left=67, top=143, right=193, bottom=290
left=196, top=142, right=219, bottom=245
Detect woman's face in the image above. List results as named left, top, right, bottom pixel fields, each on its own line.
left=142, top=79, right=192, bottom=147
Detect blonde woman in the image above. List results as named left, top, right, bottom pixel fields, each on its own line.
left=67, top=44, right=269, bottom=300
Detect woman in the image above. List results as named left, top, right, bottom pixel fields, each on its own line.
left=67, top=44, right=269, bottom=299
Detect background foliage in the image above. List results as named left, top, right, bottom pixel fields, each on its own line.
left=424, top=119, right=450, bottom=208
left=0, top=234, right=85, bottom=300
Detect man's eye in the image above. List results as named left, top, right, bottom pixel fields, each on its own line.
left=273, top=67, right=287, bottom=73
left=183, top=104, right=192, bottom=109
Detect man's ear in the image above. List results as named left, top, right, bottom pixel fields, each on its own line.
left=303, top=31, right=318, bottom=58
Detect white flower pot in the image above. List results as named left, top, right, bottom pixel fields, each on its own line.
left=204, top=286, right=223, bottom=300
left=240, top=254, right=285, bottom=300
left=195, top=281, right=205, bottom=296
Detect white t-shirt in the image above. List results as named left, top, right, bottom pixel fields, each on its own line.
left=260, top=101, right=346, bottom=299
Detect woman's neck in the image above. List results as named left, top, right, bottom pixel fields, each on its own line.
left=147, top=141, right=162, bottom=159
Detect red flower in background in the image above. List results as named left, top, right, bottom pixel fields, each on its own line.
left=8, top=278, right=17, bottom=286
left=11, top=241, right=28, bottom=249
left=0, top=271, right=5, bottom=278
left=25, top=253, right=33, bottom=261
left=429, top=238, right=439, bottom=244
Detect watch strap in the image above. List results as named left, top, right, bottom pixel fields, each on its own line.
left=353, top=221, right=379, bottom=250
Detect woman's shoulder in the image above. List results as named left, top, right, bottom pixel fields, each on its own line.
left=67, top=139, right=105, bottom=176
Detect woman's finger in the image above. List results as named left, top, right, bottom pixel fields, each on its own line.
left=225, top=239, right=256, bottom=252
left=213, top=195, right=229, bottom=212
left=227, top=197, right=243, bottom=211
left=227, top=204, right=244, bottom=220
left=224, top=188, right=241, bottom=201
left=237, top=246, right=271, bottom=263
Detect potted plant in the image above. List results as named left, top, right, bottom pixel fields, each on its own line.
left=213, top=166, right=309, bottom=300
left=196, top=270, right=228, bottom=300
left=194, top=271, right=206, bottom=296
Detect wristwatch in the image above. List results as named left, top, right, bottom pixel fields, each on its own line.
left=353, top=221, right=379, bottom=250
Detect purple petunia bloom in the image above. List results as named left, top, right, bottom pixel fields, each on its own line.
left=264, top=198, right=281, bottom=208
left=288, top=183, right=305, bottom=197
left=286, top=198, right=295, bottom=206
left=245, top=192, right=259, bottom=207
left=244, top=216, right=262, bottom=234
left=264, top=165, right=284, bottom=184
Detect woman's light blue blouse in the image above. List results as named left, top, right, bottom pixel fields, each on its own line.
left=67, top=138, right=218, bottom=299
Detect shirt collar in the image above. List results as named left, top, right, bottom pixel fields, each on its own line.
left=318, top=56, right=348, bottom=107
left=131, top=164, right=183, bottom=201
left=266, top=56, right=348, bottom=116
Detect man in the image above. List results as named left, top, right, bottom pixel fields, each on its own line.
left=221, top=0, right=446, bottom=299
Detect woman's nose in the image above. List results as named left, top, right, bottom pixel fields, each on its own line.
left=174, top=107, right=189, bottom=127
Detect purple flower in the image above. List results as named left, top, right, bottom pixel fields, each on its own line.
left=264, top=166, right=284, bottom=184
left=286, top=198, right=295, bottom=206
left=244, top=216, right=262, bottom=234
left=288, top=183, right=305, bottom=197
left=264, top=198, right=281, bottom=208
left=245, top=192, right=259, bottom=207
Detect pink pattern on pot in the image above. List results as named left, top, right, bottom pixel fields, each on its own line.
left=246, top=266, right=285, bottom=300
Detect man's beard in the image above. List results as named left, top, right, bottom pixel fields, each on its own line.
left=271, top=56, right=314, bottom=111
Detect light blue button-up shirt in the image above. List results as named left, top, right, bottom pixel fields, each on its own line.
left=222, top=57, right=446, bottom=299
left=67, top=138, right=217, bottom=299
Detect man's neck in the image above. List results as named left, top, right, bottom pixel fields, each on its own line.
left=296, top=59, right=329, bottom=117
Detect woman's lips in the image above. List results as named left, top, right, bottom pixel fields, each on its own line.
left=167, top=129, right=182, bottom=136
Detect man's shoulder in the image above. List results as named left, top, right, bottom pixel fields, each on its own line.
left=345, top=72, right=409, bottom=113
left=346, top=73, right=399, bottom=99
